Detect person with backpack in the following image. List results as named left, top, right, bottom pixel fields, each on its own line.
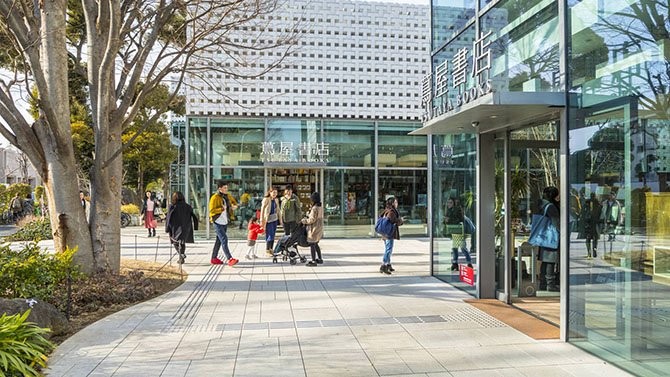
left=379, top=196, right=403, bottom=275
left=280, top=185, right=301, bottom=236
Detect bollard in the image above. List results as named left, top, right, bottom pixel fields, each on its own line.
left=134, top=235, right=138, bottom=259
left=155, top=236, right=160, bottom=262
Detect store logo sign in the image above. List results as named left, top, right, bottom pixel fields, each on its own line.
left=261, top=141, right=330, bottom=164
left=422, top=30, right=494, bottom=123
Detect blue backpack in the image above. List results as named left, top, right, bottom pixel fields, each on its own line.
left=375, top=215, right=394, bottom=238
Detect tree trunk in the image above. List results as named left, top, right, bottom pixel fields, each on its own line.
left=39, top=0, right=94, bottom=273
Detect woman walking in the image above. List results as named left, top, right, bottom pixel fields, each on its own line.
left=380, top=196, right=403, bottom=275
left=165, top=191, right=199, bottom=264
left=302, top=192, right=324, bottom=266
left=142, top=190, right=158, bottom=237
left=260, top=186, right=280, bottom=256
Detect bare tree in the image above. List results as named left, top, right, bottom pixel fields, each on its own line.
left=0, top=0, right=298, bottom=274
left=15, top=149, right=29, bottom=183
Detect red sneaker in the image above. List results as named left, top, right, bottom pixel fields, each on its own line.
left=211, top=258, right=223, bottom=265
left=227, top=258, right=239, bottom=266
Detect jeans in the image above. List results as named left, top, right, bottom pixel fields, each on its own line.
left=383, top=238, right=394, bottom=265
left=451, top=247, right=472, bottom=264
left=212, top=223, right=233, bottom=260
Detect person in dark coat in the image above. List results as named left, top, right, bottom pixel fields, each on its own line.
left=581, top=192, right=602, bottom=258
left=379, top=196, right=403, bottom=275
left=165, top=191, right=199, bottom=264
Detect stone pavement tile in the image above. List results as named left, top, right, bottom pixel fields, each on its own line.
left=351, top=326, right=422, bottom=350
left=449, top=368, right=531, bottom=376
left=293, top=307, right=342, bottom=321
left=183, top=358, right=235, bottom=376
left=396, top=348, right=447, bottom=374
left=429, top=346, right=510, bottom=372
left=303, top=351, right=378, bottom=377
left=297, top=327, right=361, bottom=353
left=364, top=349, right=413, bottom=375
left=159, top=360, right=190, bottom=377
left=203, top=334, right=240, bottom=359
left=232, top=356, right=305, bottom=377
left=109, top=361, right=167, bottom=377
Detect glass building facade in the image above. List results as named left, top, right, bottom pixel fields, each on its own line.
left=423, top=0, right=670, bottom=374
left=173, top=118, right=428, bottom=240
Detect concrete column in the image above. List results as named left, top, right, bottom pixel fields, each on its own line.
left=477, top=132, right=496, bottom=298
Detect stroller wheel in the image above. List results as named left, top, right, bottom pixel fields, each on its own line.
left=300, top=256, right=307, bottom=263
left=272, top=257, right=277, bottom=263
left=290, top=259, right=297, bottom=265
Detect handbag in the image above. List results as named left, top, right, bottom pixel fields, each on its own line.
left=375, top=215, right=394, bottom=238
left=528, top=203, right=559, bottom=249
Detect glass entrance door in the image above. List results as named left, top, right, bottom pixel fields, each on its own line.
left=493, top=120, right=560, bottom=324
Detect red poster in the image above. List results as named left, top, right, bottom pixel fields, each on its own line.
left=459, top=264, right=475, bottom=286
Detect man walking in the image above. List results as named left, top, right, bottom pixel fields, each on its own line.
left=281, top=185, right=301, bottom=235
left=209, top=181, right=239, bottom=266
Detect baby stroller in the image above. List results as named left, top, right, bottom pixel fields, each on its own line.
left=273, top=223, right=309, bottom=265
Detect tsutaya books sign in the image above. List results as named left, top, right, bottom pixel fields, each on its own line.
left=261, top=141, right=330, bottom=164
left=421, top=30, right=494, bottom=123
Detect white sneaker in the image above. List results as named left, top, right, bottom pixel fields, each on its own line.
left=252, top=254, right=258, bottom=259
left=245, top=255, right=252, bottom=260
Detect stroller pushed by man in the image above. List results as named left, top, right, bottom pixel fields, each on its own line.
left=272, top=223, right=309, bottom=264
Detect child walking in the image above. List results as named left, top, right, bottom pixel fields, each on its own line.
left=245, top=216, right=264, bottom=260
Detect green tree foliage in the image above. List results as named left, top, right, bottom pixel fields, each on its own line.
left=122, top=85, right=180, bottom=193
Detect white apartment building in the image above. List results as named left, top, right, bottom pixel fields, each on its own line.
left=180, top=0, right=432, bottom=238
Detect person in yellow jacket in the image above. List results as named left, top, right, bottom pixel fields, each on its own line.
left=208, top=181, right=239, bottom=266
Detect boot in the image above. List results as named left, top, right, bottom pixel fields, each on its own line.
left=450, top=263, right=458, bottom=271
left=379, top=264, right=391, bottom=275
left=152, top=228, right=156, bottom=237
left=148, top=229, right=152, bottom=237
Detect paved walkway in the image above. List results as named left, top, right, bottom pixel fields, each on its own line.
left=46, top=227, right=631, bottom=376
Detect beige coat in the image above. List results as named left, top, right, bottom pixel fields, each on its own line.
left=260, top=196, right=280, bottom=228
left=301, top=205, right=323, bottom=243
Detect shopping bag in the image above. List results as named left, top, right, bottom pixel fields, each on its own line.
left=528, top=212, right=559, bottom=249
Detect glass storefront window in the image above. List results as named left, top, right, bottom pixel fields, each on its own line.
left=481, top=0, right=560, bottom=93
left=210, top=167, right=265, bottom=226
left=432, top=134, right=477, bottom=293
left=188, top=167, right=208, bottom=237
left=379, top=169, right=428, bottom=237
left=568, top=1, right=670, bottom=374
left=266, top=119, right=321, bottom=163
left=188, top=118, right=207, bottom=166
left=323, top=169, right=375, bottom=237
left=378, top=122, right=427, bottom=168
left=323, top=121, right=374, bottom=167
left=431, top=0, right=475, bottom=49
left=210, top=119, right=264, bottom=166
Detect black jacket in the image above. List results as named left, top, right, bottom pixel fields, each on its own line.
left=166, top=201, right=199, bottom=243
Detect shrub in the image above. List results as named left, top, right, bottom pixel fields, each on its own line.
left=0, top=243, right=77, bottom=302
left=3, top=218, right=53, bottom=242
left=0, top=310, right=54, bottom=377
left=121, top=203, right=140, bottom=215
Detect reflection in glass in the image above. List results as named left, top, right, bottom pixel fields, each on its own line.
left=210, top=119, right=264, bottom=166
left=323, top=121, right=374, bottom=167
left=481, top=0, right=560, bottom=93
left=568, top=1, right=670, bottom=374
left=432, top=134, right=477, bottom=293
left=379, top=169, right=428, bottom=237
left=378, top=122, right=427, bottom=168
left=188, top=118, right=207, bottom=166
left=431, top=0, right=476, bottom=49
left=323, top=169, right=374, bottom=237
